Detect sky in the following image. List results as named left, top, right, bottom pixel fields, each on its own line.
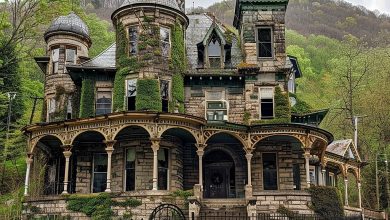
left=185, top=0, right=390, bottom=15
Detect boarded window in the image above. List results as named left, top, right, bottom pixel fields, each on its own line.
left=129, top=27, right=138, bottom=56
left=257, top=28, right=273, bottom=58
left=160, top=27, right=170, bottom=57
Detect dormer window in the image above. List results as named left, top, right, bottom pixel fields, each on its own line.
left=208, top=36, right=222, bottom=68
left=257, top=27, right=273, bottom=58
left=160, top=27, right=171, bottom=57
left=129, top=27, right=138, bottom=56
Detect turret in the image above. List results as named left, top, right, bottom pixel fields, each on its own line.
left=44, top=12, right=91, bottom=122
left=111, top=0, right=188, bottom=113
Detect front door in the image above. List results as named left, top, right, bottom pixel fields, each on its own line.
left=204, top=162, right=232, bottom=198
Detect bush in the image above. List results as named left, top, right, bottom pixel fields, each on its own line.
left=274, top=86, right=291, bottom=122
left=307, top=186, right=344, bottom=218
left=136, top=79, right=162, bottom=111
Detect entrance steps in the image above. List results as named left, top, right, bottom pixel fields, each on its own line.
left=199, top=199, right=248, bottom=219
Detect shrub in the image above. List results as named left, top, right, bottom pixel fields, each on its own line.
left=79, top=78, right=95, bottom=118
left=307, top=186, right=344, bottom=218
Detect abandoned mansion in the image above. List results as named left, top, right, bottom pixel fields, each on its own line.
left=23, top=0, right=364, bottom=219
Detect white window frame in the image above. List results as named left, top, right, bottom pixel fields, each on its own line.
left=124, top=147, right=136, bottom=191
left=256, top=26, right=274, bottom=59
left=204, top=91, right=229, bottom=121
left=329, top=173, right=335, bottom=187
left=259, top=87, right=275, bottom=119
left=92, top=153, right=108, bottom=193
left=160, top=26, right=171, bottom=57
left=95, top=88, right=113, bottom=115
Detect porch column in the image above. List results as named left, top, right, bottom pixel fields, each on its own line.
left=104, top=140, right=116, bottom=193
left=322, top=168, right=326, bottom=186
left=24, top=153, right=33, bottom=196
left=197, top=149, right=204, bottom=185
left=245, top=153, right=253, bottom=186
left=304, top=150, right=311, bottom=188
left=61, top=145, right=73, bottom=194
left=358, top=182, right=362, bottom=208
left=344, top=178, right=349, bottom=206
left=151, top=138, right=161, bottom=190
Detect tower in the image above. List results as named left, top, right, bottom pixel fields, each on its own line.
left=111, top=0, right=188, bottom=113
left=44, top=12, right=91, bottom=122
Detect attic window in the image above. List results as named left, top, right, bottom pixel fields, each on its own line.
left=208, top=35, right=222, bottom=68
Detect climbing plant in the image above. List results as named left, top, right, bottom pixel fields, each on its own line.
left=136, top=79, right=161, bottom=111
left=274, top=86, right=291, bottom=122
left=170, top=21, right=186, bottom=113
left=79, top=78, right=95, bottom=118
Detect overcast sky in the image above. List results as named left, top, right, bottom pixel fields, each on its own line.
left=185, top=0, right=390, bottom=15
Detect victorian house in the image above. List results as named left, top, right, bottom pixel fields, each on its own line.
left=24, top=0, right=363, bottom=219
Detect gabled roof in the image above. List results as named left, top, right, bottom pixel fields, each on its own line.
left=80, top=43, right=116, bottom=69
left=326, top=139, right=361, bottom=162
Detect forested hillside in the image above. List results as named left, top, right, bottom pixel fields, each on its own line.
left=0, top=0, right=389, bottom=218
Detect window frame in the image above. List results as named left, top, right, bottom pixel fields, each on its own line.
left=205, top=91, right=229, bottom=121
left=207, top=36, right=223, bottom=69
left=160, top=26, right=171, bottom=58
left=124, top=147, right=136, bottom=191
left=160, top=80, right=170, bottom=112
left=126, top=78, right=137, bottom=111
left=65, top=46, right=77, bottom=65
left=262, top=152, right=279, bottom=190
left=157, top=147, right=170, bottom=190
left=95, top=87, right=113, bottom=116
left=92, top=153, right=108, bottom=193
left=256, top=26, right=274, bottom=59
left=259, top=87, right=275, bottom=119
left=51, top=47, right=60, bottom=74
left=128, top=26, right=138, bottom=56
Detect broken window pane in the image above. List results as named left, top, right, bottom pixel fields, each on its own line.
left=129, top=27, right=138, bottom=56
left=160, top=27, right=170, bottom=57
left=257, top=28, right=273, bottom=58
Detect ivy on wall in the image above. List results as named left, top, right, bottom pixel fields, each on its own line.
left=136, top=79, right=162, bottom=111
left=170, top=21, right=186, bottom=113
left=79, top=78, right=95, bottom=118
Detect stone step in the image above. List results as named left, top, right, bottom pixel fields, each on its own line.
left=202, top=198, right=247, bottom=209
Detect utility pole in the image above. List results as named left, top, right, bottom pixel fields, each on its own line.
left=1, top=92, right=17, bottom=185
left=385, top=154, right=390, bottom=208
left=376, top=153, right=380, bottom=209
left=351, top=115, right=367, bottom=149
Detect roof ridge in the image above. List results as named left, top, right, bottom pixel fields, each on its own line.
left=80, top=42, right=116, bottom=66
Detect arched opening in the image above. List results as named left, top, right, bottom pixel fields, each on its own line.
left=204, top=132, right=247, bottom=198
left=31, top=135, right=64, bottom=197
left=72, top=131, right=106, bottom=193
left=161, top=128, right=197, bottom=191
left=253, top=135, right=304, bottom=192
left=114, top=125, right=151, bottom=191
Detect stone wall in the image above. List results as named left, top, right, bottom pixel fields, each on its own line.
left=254, top=191, right=313, bottom=214
left=23, top=192, right=187, bottom=220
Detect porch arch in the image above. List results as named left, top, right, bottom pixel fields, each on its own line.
left=30, top=134, right=64, bottom=154
left=71, top=130, right=107, bottom=145
left=113, top=124, right=152, bottom=140
left=204, top=131, right=248, bottom=150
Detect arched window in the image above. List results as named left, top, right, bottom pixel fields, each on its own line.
left=208, top=34, right=222, bottom=68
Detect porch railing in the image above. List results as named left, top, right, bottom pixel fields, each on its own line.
left=196, top=212, right=363, bottom=220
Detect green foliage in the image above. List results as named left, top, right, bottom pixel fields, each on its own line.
left=170, top=21, right=186, bottom=113
left=112, top=198, right=142, bottom=208
left=67, top=193, right=113, bottom=219
left=307, top=186, right=344, bottom=218
left=170, top=189, right=194, bottom=200
left=243, top=111, right=251, bottom=125
left=79, top=78, right=95, bottom=118
left=274, top=87, right=291, bottom=122
left=136, top=79, right=161, bottom=111
left=276, top=205, right=297, bottom=218
left=289, top=93, right=313, bottom=114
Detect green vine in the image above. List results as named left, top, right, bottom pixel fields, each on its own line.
left=170, top=21, right=186, bottom=113
left=66, top=193, right=142, bottom=220
left=274, top=86, right=291, bottom=121
left=79, top=78, right=95, bottom=118
left=136, top=79, right=161, bottom=111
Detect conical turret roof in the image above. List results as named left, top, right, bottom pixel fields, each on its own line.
left=45, top=12, right=90, bottom=43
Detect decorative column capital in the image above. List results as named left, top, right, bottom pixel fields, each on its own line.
left=304, top=150, right=311, bottom=158
left=63, top=150, right=72, bottom=158
left=195, top=143, right=207, bottom=151
left=61, top=144, right=73, bottom=152
left=150, top=137, right=161, bottom=152
left=196, top=149, right=204, bottom=157
left=344, top=178, right=349, bottom=182
left=104, top=140, right=117, bottom=148
left=245, top=153, right=253, bottom=161
left=26, top=153, right=34, bottom=164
